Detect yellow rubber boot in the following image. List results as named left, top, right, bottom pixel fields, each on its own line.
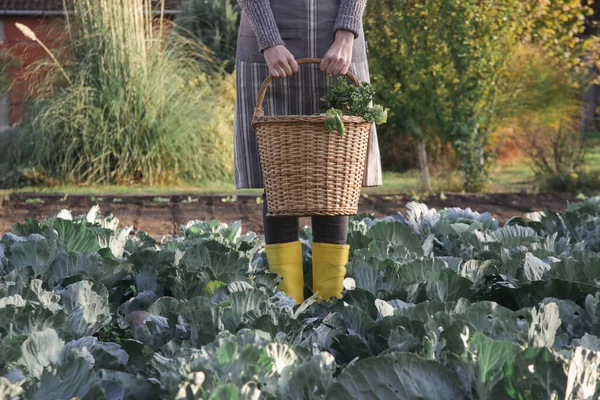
left=265, top=241, right=304, bottom=304
left=312, top=242, right=350, bottom=302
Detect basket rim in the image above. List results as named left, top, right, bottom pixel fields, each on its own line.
left=252, top=114, right=369, bottom=127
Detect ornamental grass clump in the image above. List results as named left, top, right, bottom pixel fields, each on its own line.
left=14, top=0, right=233, bottom=185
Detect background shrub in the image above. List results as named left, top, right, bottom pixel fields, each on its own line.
left=366, top=0, right=596, bottom=193
left=5, top=0, right=234, bottom=187
left=174, top=0, right=240, bottom=74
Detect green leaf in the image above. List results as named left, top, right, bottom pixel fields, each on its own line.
left=25, top=279, right=62, bottom=311
left=488, top=225, right=540, bottom=249
left=503, top=347, right=567, bottom=400
left=483, top=279, right=600, bottom=310
left=387, top=326, right=422, bottom=352
left=10, top=219, right=46, bottom=237
left=30, top=349, right=102, bottom=400
left=343, top=288, right=379, bottom=320
left=399, top=259, right=475, bottom=302
left=522, top=253, right=551, bottom=282
left=18, top=329, right=64, bottom=378
left=396, top=300, right=448, bottom=322
left=340, top=304, right=377, bottom=336
left=226, top=288, right=270, bottom=330
left=551, top=256, right=600, bottom=286
left=565, top=347, right=600, bottom=399
left=64, top=337, right=129, bottom=370
left=528, top=302, right=561, bottom=348
left=48, top=251, right=132, bottom=289
left=178, top=296, right=223, bottom=347
left=540, top=298, right=588, bottom=341
left=456, top=301, right=529, bottom=343
left=122, top=339, right=155, bottom=372
left=326, top=352, right=467, bottom=400
left=0, top=297, right=66, bottom=336
left=0, top=243, right=6, bottom=273
left=6, top=235, right=56, bottom=277
left=47, top=218, right=101, bottom=252
left=0, top=336, right=25, bottom=371
left=573, top=333, right=600, bottom=351
left=351, top=257, right=403, bottom=298
left=332, top=334, right=373, bottom=364
left=182, top=220, right=242, bottom=243
left=60, top=280, right=111, bottom=337
left=204, top=280, right=227, bottom=296
left=216, top=341, right=238, bottom=364
left=209, top=384, right=242, bottom=400
left=95, top=225, right=134, bottom=259
left=179, top=241, right=249, bottom=284
left=459, top=260, right=499, bottom=289
left=133, top=265, right=159, bottom=294
left=366, top=221, right=424, bottom=257
left=469, top=332, right=520, bottom=399
left=287, top=351, right=336, bottom=400
left=97, top=370, right=158, bottom=400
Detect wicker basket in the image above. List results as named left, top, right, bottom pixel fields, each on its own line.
left=252, top=58, right=372, bottom=217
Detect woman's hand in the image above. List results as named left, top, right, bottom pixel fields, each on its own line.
left=264, top=45, right=299, bottom=78
left=321, top=30, right=354, bottom=76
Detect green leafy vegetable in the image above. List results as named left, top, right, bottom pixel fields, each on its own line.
left=321, top=77, right=388, bottom=135
left=0, top=198, right=600, bottom=398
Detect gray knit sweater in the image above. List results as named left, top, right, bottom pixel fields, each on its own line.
left=237, top=0, right=367, bottom=52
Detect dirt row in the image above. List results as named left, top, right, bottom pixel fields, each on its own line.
left=0, top=192, right=578, bottom=237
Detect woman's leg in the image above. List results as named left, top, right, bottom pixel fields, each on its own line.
left=262, top=193, right=304, bottom=303
left=311, top=216, right=350, bottom=302
left=263, top=193, right=300, bottom=245
left=311, top=216, right=349, bottom=245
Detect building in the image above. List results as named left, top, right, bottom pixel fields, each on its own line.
left=0, top=0, right=181, bottom=128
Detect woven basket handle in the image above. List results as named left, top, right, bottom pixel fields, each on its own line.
left=253, top=57, right=360, bottom=118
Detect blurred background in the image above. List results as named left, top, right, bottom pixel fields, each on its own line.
left=0, top=0, right=598, bottom=198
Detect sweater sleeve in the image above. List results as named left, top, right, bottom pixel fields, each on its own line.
left=237, top=0, right=285, bottom=52
left=334, top=0, right=367, bottom=38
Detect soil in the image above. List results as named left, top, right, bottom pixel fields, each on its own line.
left=0, top=192, right=578, bottom=238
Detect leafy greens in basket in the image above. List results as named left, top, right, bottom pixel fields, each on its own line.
left=321, top=76, right=388, bottom=136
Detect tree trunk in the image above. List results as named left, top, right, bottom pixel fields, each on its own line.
left=580, top=82, right=600, bottom=135
left=417, top=140, right=432, bottom=191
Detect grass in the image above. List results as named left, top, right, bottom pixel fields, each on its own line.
left=3, top=147, right=599, bottom=198
left=487, top=161, right=535, bottom=193
left=0, top=180, right=259, bottom=197
left=8, top=0, right=234, bottom=186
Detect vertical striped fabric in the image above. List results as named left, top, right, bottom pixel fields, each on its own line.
left=233, top=0, right=382, bottom=189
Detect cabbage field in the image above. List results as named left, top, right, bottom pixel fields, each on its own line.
left=1, top=199, right=600, bottom=399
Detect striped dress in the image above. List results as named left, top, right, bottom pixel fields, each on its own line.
left=233, top=0, right=382, bottom=189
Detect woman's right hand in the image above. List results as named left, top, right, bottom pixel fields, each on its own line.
left=263, top=45, right=298, bottom=78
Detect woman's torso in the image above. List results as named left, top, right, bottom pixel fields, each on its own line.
left=236, top=0, right=366, bottom=63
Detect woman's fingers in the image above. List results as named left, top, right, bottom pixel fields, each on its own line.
left=328, top=57, right=344, bottom=75
left=263, top=45, right=298, bottom=78
left=330, top=58, right=344, bottom=75
left=322, top=32, right=354, bottom=75
left=280, top=61, right=293, bottom=77
left=289, top=57, right=299, bottom=74
left=321, top=52, right=351, bottom=76
left=320, top=57, right=332, bottom=73
left=270, top=66, right=286, bottom=78
left=268, top=65, right=279, bottom=78
left=333, top=59, right=351, bottom=76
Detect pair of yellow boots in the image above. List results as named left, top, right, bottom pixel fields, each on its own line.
left=265, top=241, right=349, bottom=303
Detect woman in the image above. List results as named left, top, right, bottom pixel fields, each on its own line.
left=234, top=0, right=382, bottom=304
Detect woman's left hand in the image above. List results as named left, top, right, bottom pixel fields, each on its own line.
left=321, top=30, right=354, bottom=76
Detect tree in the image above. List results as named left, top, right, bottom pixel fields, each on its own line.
left=366, top=1, right=454, bottom=191
left=366, top=0, right=594, bottom=192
